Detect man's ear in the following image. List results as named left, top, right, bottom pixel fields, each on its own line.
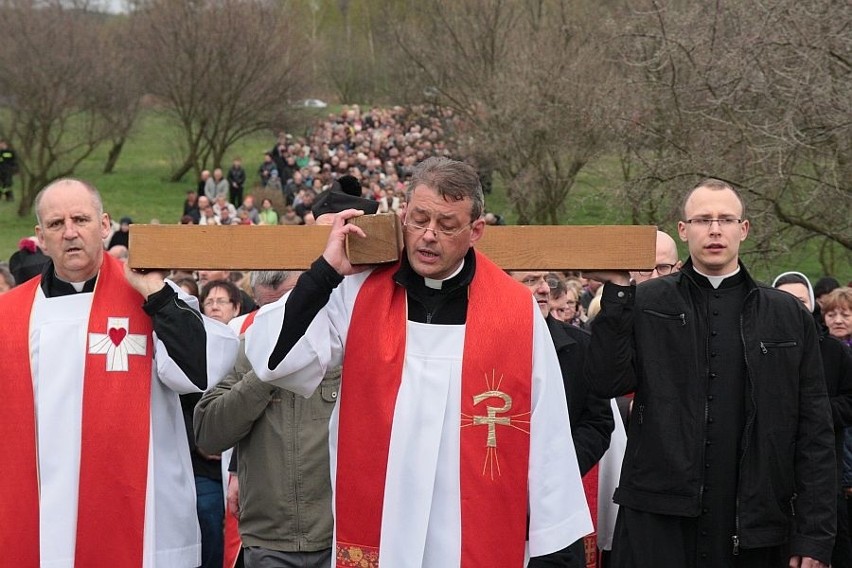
left=100, top=213, right=111, bottom=239
left=469, top=218, right=486, bottom=246
left=677, top=220, right=688, bottom=242
left=739, top=219, right=750, bottom=241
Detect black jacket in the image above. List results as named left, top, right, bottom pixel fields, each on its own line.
left=546, top=316, right=613, bottom=476
left=820, top=333, right=852, bottom=486
left=585, top=259, right=836, bottom=563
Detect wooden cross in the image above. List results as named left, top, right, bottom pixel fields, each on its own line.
left=128, top=215, right=656, bottom=271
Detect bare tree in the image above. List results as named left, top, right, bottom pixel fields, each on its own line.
left=94, top=18, right=145, bottom=174
left=304, top=0, right=389, bottom=104
left=130, top=0, right=308, bottom=182
left=614, top=0, right=851, bottom=273
left=0, top=0, right=116, bottom=215
left=391, top=0, right=618, bottom=224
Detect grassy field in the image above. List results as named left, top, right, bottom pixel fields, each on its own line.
left=0, top=111, right=273, bottom=256
left=0, top=111, right=844, bottom=284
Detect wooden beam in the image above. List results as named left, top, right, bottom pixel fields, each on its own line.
left=128, top=221, right=657, bottom=271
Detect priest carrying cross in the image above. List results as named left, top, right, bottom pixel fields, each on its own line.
left=0, top=179, right=239, bottom=567
left=245, top=157, right=593, bottom=567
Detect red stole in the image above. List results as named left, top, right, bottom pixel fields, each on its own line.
left=239, top=309, right=258, bottom=335
left=0, top=254, right=153, bottom=567
left=582, top=464, right=599, bottom=568
left=335, top=251, right=533, bottom=567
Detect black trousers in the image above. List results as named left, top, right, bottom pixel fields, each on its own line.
left=610, top=507, right=787, bottom=568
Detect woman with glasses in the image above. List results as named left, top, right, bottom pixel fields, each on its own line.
left=201, top=279, right=242, bottom=325
left=548, top=273, right=581, bottom=327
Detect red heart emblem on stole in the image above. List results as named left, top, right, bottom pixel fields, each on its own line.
left=108, top=327, right=127, bottom=346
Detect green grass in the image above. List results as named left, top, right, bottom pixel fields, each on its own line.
left=0, top=110, right=845, bottom=284
left=0, top=111, right=273, bottom=258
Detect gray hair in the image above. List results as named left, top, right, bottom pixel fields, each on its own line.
left=250, top=270, right=293, bottom=292
left=34, top=178, right=104, bottom=226
left=405, top=157, right=484, bottom=220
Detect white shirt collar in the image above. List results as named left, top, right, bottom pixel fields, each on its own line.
left=694, top=266, right=740, bottom=289
left=423, top=259, right=465, bottom=290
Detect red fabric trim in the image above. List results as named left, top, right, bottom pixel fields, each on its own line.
left=584, top=535, right=599, bottom=568
left=336, top=543, right=380, bottom=567
left=459, top=252, right=532, bottom=568
left=75, top=254, right=152, bottom=567
left=1, top=255, right=152, bottom=567
left=335, top=251, right=533, bottom=566
left=335, top=262, right=405, bottom=563
left=223, top=475, right=242, bottom=568
left=239, top=310, right=258, bottom=335
left=583, top=463, right=599, bottom=526
left=0, top=276, right=42, bottom=566
left=582, top=464, right=600, bottom=568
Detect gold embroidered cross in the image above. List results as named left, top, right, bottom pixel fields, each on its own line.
left=471, top=390, right=513, bottom=448
left=462, top=370, right=531, bottom=479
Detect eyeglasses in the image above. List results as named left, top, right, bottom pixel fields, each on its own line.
left=404, top=222, right=472, bottom=239
left=520, top=275, right=559, bottom=289
left=637, top=263, right=677, bottom=276
left=203, top=298, right=233, bottom=308
left=684, top=218, right=742, bottom=227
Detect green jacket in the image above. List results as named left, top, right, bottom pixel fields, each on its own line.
left=194, top=342, right=339, bottom=552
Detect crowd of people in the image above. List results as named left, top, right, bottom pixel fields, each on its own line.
left=1, top=150, right=851, bottom=568
left=175, top=105, right=503, bottom=229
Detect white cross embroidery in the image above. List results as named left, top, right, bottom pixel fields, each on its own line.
left=88, top=317, right=147, bottom=372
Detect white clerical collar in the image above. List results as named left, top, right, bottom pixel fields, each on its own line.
left=55, top=272, right=90, bottom=292
left=423, top=259, right=465, bottom=290
left=694, top=266, right=740, bottom=289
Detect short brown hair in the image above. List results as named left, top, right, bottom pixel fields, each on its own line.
left=406, top=157, right=484, bottom=220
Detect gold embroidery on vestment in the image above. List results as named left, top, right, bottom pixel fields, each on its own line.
left=460, top=369, right=531, bottom=479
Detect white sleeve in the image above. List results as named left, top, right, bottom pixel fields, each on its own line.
left=244, top=271, right=370, bottom=397
left=597, top=399, right=627, bottom=551
left=527, top=298, right=594, bottom=556
left=154, top=280, right=239, bottom=394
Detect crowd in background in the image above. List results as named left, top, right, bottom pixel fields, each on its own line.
left=175, top=105, right=502, bottom=229
left=1, top=108, right=850, bottom=568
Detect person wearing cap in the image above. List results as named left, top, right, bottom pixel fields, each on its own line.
left=310, top=175, right=380, bottom=220
left=245, top=157, right=591, bottom=566
left=107, top=216, right=132, bottom=250
left=9, top=236, right=50, bottom=285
